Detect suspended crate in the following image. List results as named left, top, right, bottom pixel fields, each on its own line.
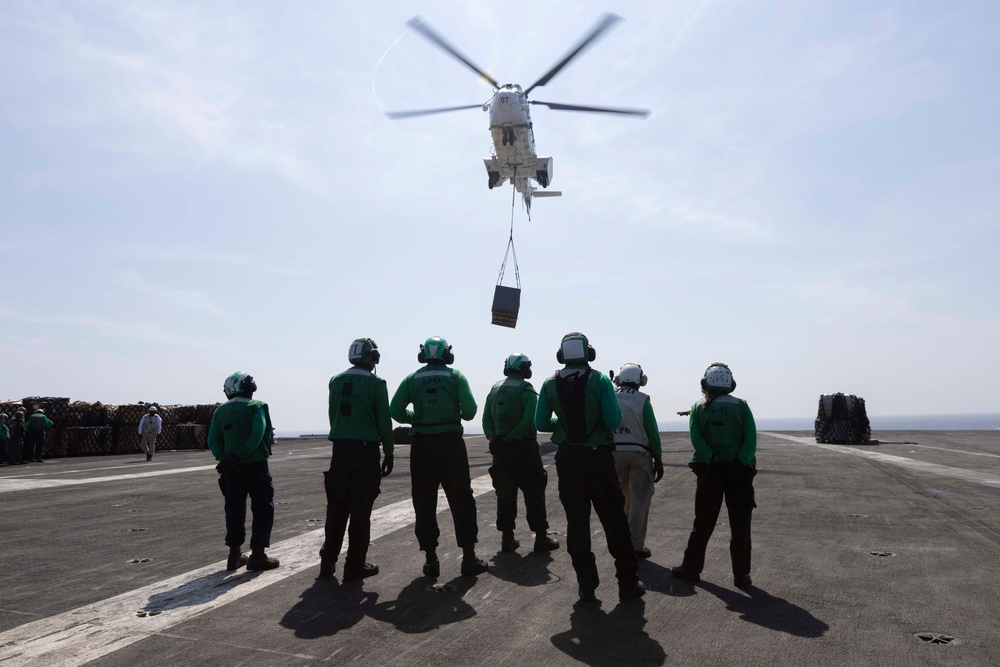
left=492, top=224, right=521, bottom=328
left=491, top=285, right=520, bottom=328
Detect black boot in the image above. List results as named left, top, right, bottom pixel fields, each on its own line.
left=533, top=531, right=560, bottom=552
left=423, top=551, right=440, bottom=577
left=226, top=547, right=248, bottom=571
left=461, top=546, right=489, bottom=576
left=318, top=548, right=336, bottom=579
left=247, top=548, right=279, bottom=571
left=500, top=530, right=519, bottom=553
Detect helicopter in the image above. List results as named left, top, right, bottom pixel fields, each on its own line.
left=385, top=14, right=649, bottom=214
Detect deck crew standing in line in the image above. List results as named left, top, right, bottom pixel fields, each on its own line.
left=209, top=372, right=280, bottom=572
left=25, top=408, right=53, bottom=463
left=319, top=338, right=395, bottom=581
left=483, top=353, right=560, bottom=554
left=672, top=363, right=757, bottom=589
left=0, top=414, right=9, bottom=465
left=390, top=336, right=489, bottom=577
left=8, top=408, right=26, bottom=465
left=138, top=406, right=162, bottom=462
left=536, top=332, right=645, bottom=603
left=612, top=363, right=664, bottom=559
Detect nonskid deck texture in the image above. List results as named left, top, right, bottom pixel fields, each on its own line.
left=0, top=431, right=997, bottom=666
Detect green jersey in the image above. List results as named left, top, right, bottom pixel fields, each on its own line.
left=327, top=366, right=394, bottom=454
left=390, top=364, right=477, bottom=435
left=208, top=398, right=273, bottom=463
left=483, top=377, right=537, bottom=441
left=688, top=394, right=757, bottom=467
left=535, top=364, right=622, bottom=447
left=0, top=423, right=8, bottom=439
left=26, top=414, right=54, bottom=431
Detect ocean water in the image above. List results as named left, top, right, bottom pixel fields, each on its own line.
left=659, top=412, right=1000, bottom=432
left=277, top=413, right=1000, bottom=438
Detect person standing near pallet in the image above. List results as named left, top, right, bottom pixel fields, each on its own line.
left=209, top=372, right=280, bottom=572
left=25, top=408, right=53, bottom=463
left=483, top=353, right=560, bottom=554
left=390, top=336, right=489, bottom=578
left=535, top=332, right=645, bottom=603
left=8, top=408, right=26, bottom=465
left=319, top=338, right=394, bottom=581
left=612, top=363, right=664, bottom=559
left=138, top=406, right=162, bottom=462
left=672, top=363, right=757, bottom=589
left=0, top=414, right=9, bottom=465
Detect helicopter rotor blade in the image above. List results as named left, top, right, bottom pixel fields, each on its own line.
left=406, top=17, right=500, bottom=89
left=529, top=100, right=650, bottom=117
left=384, top=103, right=484, bottom=119
left=524, top=13, right=623, bottom=96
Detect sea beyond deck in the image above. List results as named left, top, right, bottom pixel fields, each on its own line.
left=0, top=430, right=997, bottom=666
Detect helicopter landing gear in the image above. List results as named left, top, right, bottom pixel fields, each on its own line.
left=488, top=171, right=501, bottom=189
left=535, top=170, right=549, bottom=188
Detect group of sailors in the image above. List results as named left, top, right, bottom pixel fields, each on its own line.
left=207, top=332, right=758, bottom=601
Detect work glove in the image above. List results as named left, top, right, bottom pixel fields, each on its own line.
left=652, top=459, right=664, bottom=483
left=216, top=454, right=240, bottom=475
left=381, top=454, right=394, bottom=477
left=733, top=461, right=754, bottom=482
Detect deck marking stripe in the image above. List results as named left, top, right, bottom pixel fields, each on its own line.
left=0, top=476, right=496, bottom=666
left=0, top=446, right=407, bottom=494
left=763, top=432, right=1000, bottom=488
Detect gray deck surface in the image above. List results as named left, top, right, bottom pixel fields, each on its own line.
left=0, top=430, right=998, bottom=666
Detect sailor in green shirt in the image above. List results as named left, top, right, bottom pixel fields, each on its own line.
left=390, top=336, right=488, bottom=578
left=483, top=354, right=560, bottom=554
left=319, top=338, right=394, bottom=582
left=25, top=409, right=54, bottom=463
left=535, top=332, right=645, bottom=603
left=672, top=363, right=757, bottom=589
left=209, top=372, right=279, bottom=572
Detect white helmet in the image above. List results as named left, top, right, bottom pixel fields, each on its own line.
left=147, top=406, right=158, bottom=413
left=701, top=363, right=735, bottom=393
left=223, top=372, right=256, bottom=399
left=615, top=363, right=647, bottom=387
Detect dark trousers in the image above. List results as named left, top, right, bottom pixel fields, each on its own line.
left=9, top=435, right=23, bottom=464
left=221, top=459, right=275, bottom=550
left=489, top=438, right=549, bottom=533
left=0, top=438, right=7, bottom=464
left=25, top=431, right=44, bottom=461
left=322, top=440, right=382, bottom=568
left=681, top=465, right=755, bottom=577
left=555, top=444, right=638, bottom=591
left=410, top=432, right=479, bottom=551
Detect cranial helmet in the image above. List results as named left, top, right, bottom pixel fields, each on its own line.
left=615, top=363, right=647, bottom=387
left=34, top=408, right=45, bottom=415
left=16, top=407, right=25, bottom=414
left=0, top=413, right=8, bottom=421
left=348, top=337, right=381, bottom=366
left=701, top=363, right=736, bottom=393
left=556, top=332, right=596, bottom=364
left=147, top=406, right=158, bottom=413
left=224, top=372, right=257, bottom=399
left=418, top=336, right=454, bottom=365
left=503, top=353, right=532, bottom=379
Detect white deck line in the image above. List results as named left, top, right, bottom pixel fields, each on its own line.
left=762, top=432, right=1000, bottom=488
left=0, top=476, right=496, bottom=666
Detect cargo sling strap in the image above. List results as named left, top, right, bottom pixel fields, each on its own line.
left=554, top=369, right=600, bottom=443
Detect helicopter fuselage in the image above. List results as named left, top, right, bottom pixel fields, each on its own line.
left=483, top=84, right=556, bottom=211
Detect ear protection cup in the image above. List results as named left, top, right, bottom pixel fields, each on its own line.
left=442, top=346, right=455, bottom=364
left=417, top=345, right=426, bottom=364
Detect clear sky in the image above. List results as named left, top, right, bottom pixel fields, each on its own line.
left=2, top=0, right=998, bottom=431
